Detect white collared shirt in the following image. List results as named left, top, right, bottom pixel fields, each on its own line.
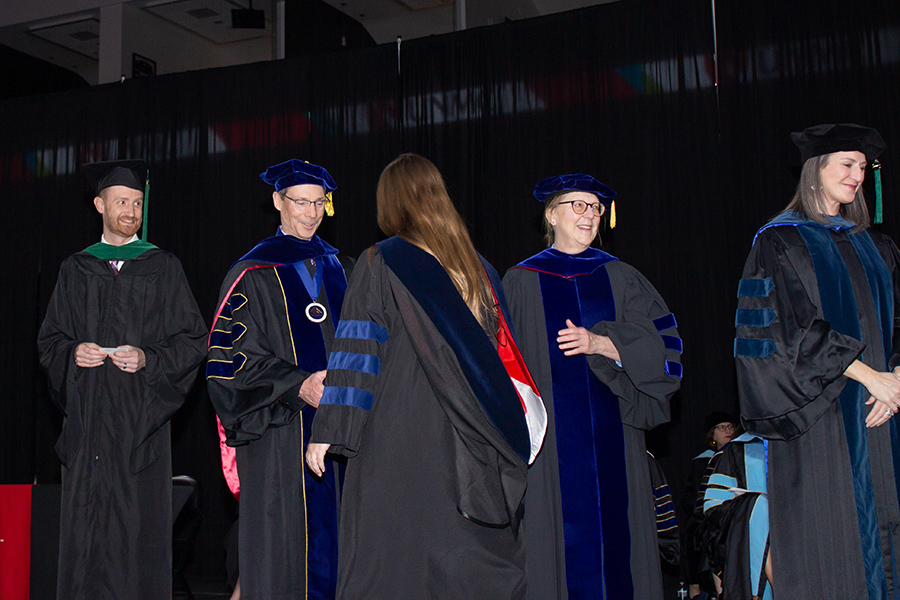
left=101, top=234, right=139, bottom=271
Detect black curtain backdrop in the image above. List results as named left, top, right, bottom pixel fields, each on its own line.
left=3, top=0, right=900, bottom=582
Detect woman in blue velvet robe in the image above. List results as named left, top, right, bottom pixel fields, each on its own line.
left=503, top=173, right=683, bottom=599
left=734, top=124, right=900, bottom=599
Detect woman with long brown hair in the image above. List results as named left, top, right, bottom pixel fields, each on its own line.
left=307, top=153, right=545, bottom=599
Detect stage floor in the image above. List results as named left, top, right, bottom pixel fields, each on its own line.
left=175, top=574, right=233, bottom=599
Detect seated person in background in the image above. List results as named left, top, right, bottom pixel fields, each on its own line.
left=681, top=411, right=740, bottom=599
left=700, top=432, right=771, bottom=600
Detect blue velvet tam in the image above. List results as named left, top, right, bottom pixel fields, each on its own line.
left=259, top=159, right=337, bottom=193
left=533, top=173, right=616, bottom=206
left=791, top=123, right=886, bottom=163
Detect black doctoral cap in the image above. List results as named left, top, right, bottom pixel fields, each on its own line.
left=791, top=124, right=886, bottom=164
left=82, top=159, right=148, bottom=195
left=703, top=411, right=739, bottom=434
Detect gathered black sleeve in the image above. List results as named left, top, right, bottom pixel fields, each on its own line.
left=311, top=248, right=391, bottom=456
left=734, top=228, right=863, bottom=440
left=130, top=256, right=207, bottom=447
left=588, top=263, right=681, bottom=431
left=872, top=232, right=900, bottom=372
left=207, top=268, right=310, bottom=445
left=37, top=259, right=80, bottom=414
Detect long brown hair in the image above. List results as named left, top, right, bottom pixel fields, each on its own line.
left=784, top=153, right=870, bottom=232
left=376, top=153, right=497, bottom=331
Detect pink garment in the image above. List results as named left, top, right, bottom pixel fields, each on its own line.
left=210, top=265, right=277, bottom=503
left=217, top=416, right=240, bottom=500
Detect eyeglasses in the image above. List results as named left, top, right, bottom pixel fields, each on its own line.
left=558, top=200, right=604, bottom=216
left=282, top=194, right=325, bottom=211
left=714, top=423, right=735, bottom=432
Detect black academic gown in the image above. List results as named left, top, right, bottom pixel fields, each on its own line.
left=699, top=434, right=770, bottom=600
left=735, top=214, right=900, bottom=600
left=37, top=247, right=207, bottom=600
left=648, top=451, right=680, bottom=567
left=681, top=448, right=715, bottom=591
left=311, top=238, right=536, bottom=600
left=207, top=233, right=349, bottom=600
left=503, top=247, right=682, bottom=600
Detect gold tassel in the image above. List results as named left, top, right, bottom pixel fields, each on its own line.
left=610, top=200, right=616, bottom=229
left=325, top=191, right=334, bottom=217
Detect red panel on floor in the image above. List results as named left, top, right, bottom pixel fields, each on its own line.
left=0, top=485, right=32, bottom=600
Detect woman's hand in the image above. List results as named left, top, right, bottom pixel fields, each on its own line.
left=557, top=318, right=621, bottom=362
left=862, top=370, right=900, bottom=409
left=306, top=443, right=331, bottom=477
left=845, top=360, right=900, bottom=426
left=866, top=399, right=895, bottom=428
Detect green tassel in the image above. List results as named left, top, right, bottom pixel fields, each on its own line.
left=874, top=160, right=883, bottom=225
left=142, top=168, right=150, bottom=242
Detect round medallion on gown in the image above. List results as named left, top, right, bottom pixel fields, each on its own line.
left=306, top=301, right=327, bottom=323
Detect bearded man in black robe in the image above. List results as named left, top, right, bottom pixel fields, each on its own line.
left=38, top=160, right=208, bottom=600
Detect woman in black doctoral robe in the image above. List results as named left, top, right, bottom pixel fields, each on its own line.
left=503, top=173, right=683, bottom=599
left=306, top=153, right=547, bottom=600
left=734, top=124, right=900, bottom=599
